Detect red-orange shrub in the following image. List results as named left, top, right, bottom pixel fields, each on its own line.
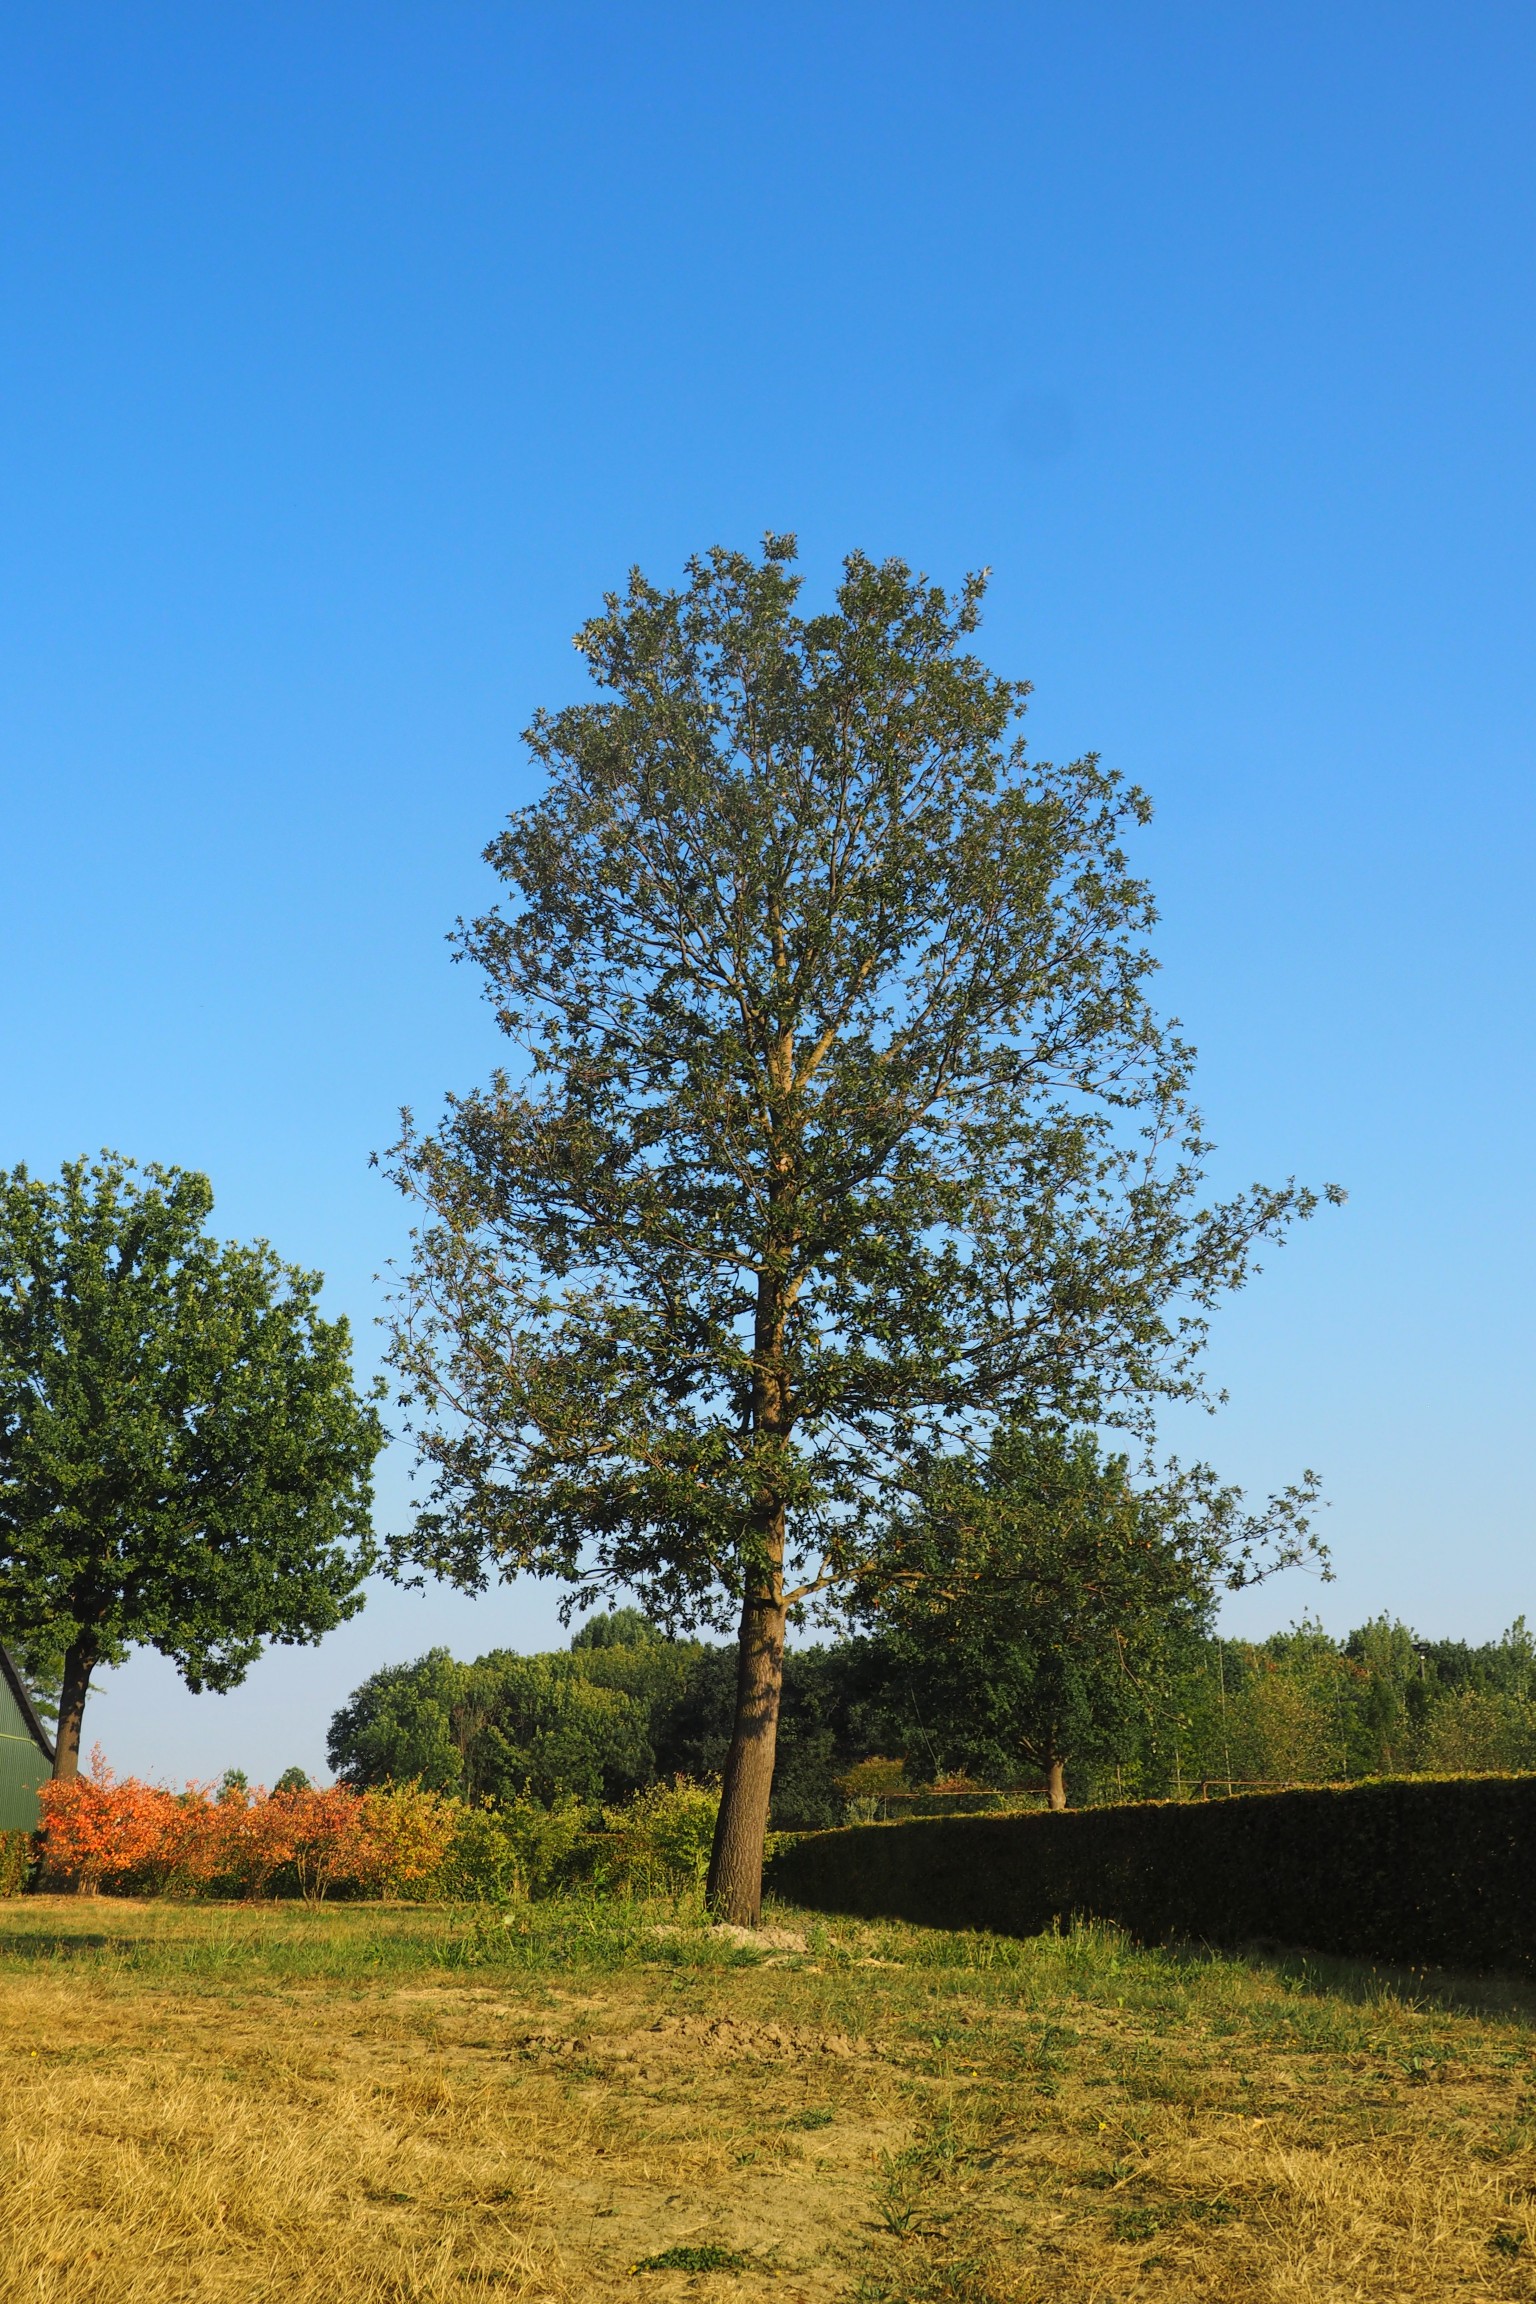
left=37, top=1754, right=460, bottom=1901
left=37, top=1751, right=213, bottom=1893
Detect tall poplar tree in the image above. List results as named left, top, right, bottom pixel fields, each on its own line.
left=385, top=539, right=1335, bottom=1923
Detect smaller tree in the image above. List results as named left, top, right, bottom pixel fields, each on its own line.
left=0, top=1154, right=386, bottom=1776
left=327, top=1647, right=472, bottom=1793
left=857, top=1425, right=1322, bottom=1808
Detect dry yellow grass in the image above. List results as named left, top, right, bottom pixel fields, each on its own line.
left=1, top=1895, right=1535, bottom=2301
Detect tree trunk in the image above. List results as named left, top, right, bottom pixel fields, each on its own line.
left=706, top=1578, right=788, bottom=1925
left=709, top=1063, right=797, bottom=1928
left=1045, top=1754, right=1067, bottom=1811
left=52, top=1637, right=97, bottom=1781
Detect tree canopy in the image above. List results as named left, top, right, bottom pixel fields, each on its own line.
left=0, top=1153, right=386, bottom=1775
left=858, top=1424, right=1322, bottom=1808
left=385, top=538, right=1335, bottom=1919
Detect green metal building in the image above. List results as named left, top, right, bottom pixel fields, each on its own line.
left=0, top=1647, right=55, bottom=1829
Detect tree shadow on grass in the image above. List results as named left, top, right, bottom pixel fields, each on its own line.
left=1168, top=1934, right=1536, bottom=2026
left=0, top=1929, right=140, bottom=1961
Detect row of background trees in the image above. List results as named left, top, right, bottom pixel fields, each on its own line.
left=329, top=1606, right=1536, bottom=1827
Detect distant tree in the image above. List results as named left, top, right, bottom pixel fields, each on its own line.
left=327, top=1649, right=470, bottom=1793
left=1417, top=1686, right=1536, bottom=1774
left=328, top=1645, right=655, bottom=1804
left=470, top=1655, right=654, bottom=1804
left=272, top=1766, right=312, bottom=1794
left=570, top=1607, right=666, bottom=1651
left=859, top=1425, right=1321, bottom=1808
left=383, top=539, right=1333, bottom=1921
left=0, top=1154, right=386, bottom=1777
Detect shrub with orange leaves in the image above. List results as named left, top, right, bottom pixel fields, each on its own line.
left=37, top=1756, right=462, bottom=1902
left=37, top=1750, right=209, bottom=1894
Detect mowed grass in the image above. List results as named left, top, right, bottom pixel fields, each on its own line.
left=4, top=1897, right=1536, bottom=2301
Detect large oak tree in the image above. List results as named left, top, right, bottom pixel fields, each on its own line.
left=385, top=539, right=1334, bottom=1923
left=0, top=1154, right=385, bottom=1775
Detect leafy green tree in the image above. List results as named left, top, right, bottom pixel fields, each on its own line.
left=327, top=1648, right=472, bottom=1792
left=0, top=1153, right=385, bottom=1776
left=570, top=1606, right=665, bottom=1650
left=859, top=1425, right=1320, bottom=1807
left=328, top=1645, right=656, bottom=1804
left=383, top=539, right=1333, bottom=1920
left=471, top=1655, right=653, bottom=1804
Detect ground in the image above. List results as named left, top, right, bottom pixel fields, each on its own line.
left=2, top=1896, right=1536, bottom=2301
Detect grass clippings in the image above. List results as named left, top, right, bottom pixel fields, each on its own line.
left=3, top=1893, right=1536, bottom=2299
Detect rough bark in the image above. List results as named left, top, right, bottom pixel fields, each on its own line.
left=52, top=1637, right=96, bottom=1781
left=706, top=1576, right=788, bottom=1925
left=1046, top=1754, right=1067, bottom=1811
left=706, top=1112, right=797, bottom=1927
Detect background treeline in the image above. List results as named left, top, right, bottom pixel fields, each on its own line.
left=326, top=1607, right=1536, bottom=1824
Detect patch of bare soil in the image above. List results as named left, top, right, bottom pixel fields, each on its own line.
left=650, top=1922, right=809, bottom=1952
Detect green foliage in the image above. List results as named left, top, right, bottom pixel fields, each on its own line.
left=330, top=1634, right=866, bottom=1827
left=438, top=1793, right=590, bottom=1901
left=326, top=1647, right=470, bottom=1793
left=570, top=1607, right=664, bottom=1650
left=857, top=1426, right=1319, bottom=1801
left=1161, top=1617, right=1536, bottom=1797
left=469, top=1655, right=655, bottom=1805
left=598, top=1777, right=720, bottom=1894
left=379, top=538, right=1329, bottom=1916
left=0, top=1152, right=385, bottom=1769
left=769, top=1775, right=1536, bottom=1976
left=328, top=1646, right=656, bottom=1805
left=0, top=1828, right=33, bottom=1896
left=434, top=1780, right=720, bottom=1906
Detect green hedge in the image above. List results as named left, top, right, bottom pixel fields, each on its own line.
left=766, top=1774, right=1536, bottom=1975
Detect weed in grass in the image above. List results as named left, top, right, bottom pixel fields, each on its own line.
left=631, top=2243, right=766, bottom=2273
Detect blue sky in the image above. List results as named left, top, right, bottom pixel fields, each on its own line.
left=3, top=3, right=1533, bottom=1782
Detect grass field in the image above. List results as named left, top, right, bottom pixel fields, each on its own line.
left=3, top=1896, right=1536, bottom=2301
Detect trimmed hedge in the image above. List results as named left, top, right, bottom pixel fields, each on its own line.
left=766, top=1774, right=1536, bottom=1975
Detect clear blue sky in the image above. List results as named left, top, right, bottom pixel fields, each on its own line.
left=4, top=3, right=1533, bottom=1783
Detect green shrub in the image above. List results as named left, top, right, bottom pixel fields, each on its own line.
left=439, top=1793, right=590, bottom=1901
left=0, top=1829, right=33, bottom=1897
left=597, top=1778, right=719, bottom=1896
left=767, top=1774, right=1536, bottom=1976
